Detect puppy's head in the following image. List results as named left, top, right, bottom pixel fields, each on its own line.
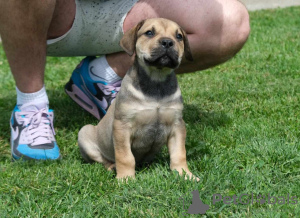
left=120, top=18, right=193, bottom=70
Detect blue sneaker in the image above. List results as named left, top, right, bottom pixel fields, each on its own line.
left=65, top=56, right=121, bottom=119
left=10, top=103, right=60, bottom=160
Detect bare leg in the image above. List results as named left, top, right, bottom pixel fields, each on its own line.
left=106, top=52, right=135, bottom=78
left=0, top=1, right=76, bottom=160
left=0, top=0, right=75, bottom=93
left=107, top=0, right=250, bottom=77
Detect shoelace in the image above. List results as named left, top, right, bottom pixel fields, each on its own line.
left=18, top=108, right=55, bottom=146
left=103, top=81, right=122, bottom=98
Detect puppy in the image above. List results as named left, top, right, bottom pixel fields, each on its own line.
left=78, top=18, right=198, bottom=180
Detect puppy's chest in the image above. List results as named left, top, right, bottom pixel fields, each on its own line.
left=122, top=99, right=183, bottom=146
left=122, top=100, right=182, bottom=162
left=118, top=79, right=183, bottom=129
left=134, top=102, right=181, bottom=125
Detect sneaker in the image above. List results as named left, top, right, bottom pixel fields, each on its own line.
left=65, top=56, right=121, bottom=119
left=10, top=103, right=60, bottom=160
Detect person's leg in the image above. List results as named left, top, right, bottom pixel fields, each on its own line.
left=0, top=0, right=76, bottom=160
left=107, top=0, right=250, bottom=77
left=0, top=0, right=75, bottom=93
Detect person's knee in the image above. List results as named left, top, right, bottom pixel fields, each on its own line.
left=224, top=1, right=250, bottom=51
left=184, top=1, right=250, bottom=71
left=203, top=1, right=250, bottom=61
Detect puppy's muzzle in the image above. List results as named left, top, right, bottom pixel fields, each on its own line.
left=144, top=37, right=180, bottom=69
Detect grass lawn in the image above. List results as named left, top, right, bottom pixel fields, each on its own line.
left=0, top=6, right=300, bottom=217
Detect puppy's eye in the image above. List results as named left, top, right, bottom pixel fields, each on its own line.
left=176, top=33, right=183, bottom=40
left=145, top=30, right=154, bottom=37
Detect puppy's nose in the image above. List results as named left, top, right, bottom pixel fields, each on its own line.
left=160, top=38, right=174, bottom=48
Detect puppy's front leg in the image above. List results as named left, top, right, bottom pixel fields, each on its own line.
left=168, top=120, right=199, bottom=181
left=113, top=120, right=135, bottom=180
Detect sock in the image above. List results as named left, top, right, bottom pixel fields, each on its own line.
left=88, top=56, right=122, bottom=84
left=16, top=86, right=49, bottom=110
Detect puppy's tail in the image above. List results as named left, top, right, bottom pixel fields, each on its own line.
left=78, top=125, right=103, bottom=163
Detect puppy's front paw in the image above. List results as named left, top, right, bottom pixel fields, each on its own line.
left=116, top=169, right=135, bottom=181
left=174, top=168, right=200, bottom=182
left=116, top=174, right=135, bottom=182
left=184, top=172, right=200, bottom=182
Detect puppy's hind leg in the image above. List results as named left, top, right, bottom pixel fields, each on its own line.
left=78, top=124, right=103, bottom=163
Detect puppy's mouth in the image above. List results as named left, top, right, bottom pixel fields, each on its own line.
left=144, top=48, right=179, bottom=69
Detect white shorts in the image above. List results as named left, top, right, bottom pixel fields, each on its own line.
left=47, top=0, right=139, bottom=56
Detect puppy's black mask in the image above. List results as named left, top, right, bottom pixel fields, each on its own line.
left=144, top=47, right=179, bottom=69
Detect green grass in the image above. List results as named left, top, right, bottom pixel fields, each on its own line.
left=1, top=6, right=300, bottom=217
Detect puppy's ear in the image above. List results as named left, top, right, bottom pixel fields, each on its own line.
left=120, top=20, right=145, bottom=56
left=180, top=28, right=193, bottom=61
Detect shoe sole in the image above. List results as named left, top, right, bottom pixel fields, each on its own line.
left=11, top=154, right=62, bottom=162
